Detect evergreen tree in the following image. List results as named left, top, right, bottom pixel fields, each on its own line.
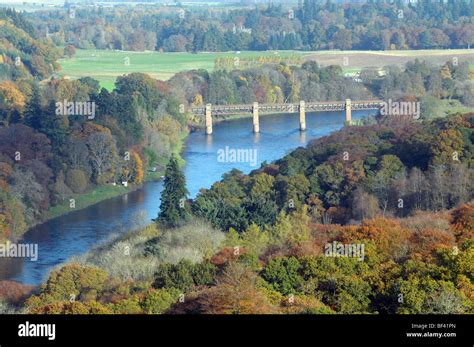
left=39, top=100, right=69, bottom=151
left=157, top=155, right=189, bottom=227
left=24, top=83, right=42, bottom=129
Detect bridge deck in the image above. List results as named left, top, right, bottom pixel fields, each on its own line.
left=191, top=100, right=384, bottom=116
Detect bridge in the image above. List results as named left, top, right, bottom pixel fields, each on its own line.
left=190, top=99, right=385, bottom=134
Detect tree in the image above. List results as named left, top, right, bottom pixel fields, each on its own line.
left=0, top=81, right=25, bottom=125
left=157, top=155, right=190, bottom=227
left=430, top=129, right=464, bottom=166
left=140, top=288, right=180, bottom=314
left=332, top=29, right=353, bottom=50
left=66, top=169, right=88, bottom=194
left=25, top=263, right=108, bottom=309
left=86, top=131, right=118, bottom=184
left=64, top=44, right=76, bottom=58
left=152, top=260, right=215, bottom=291
left=23, top=83, right=42, bottom=129
left=121, top=150, right=144, bottom=184
left=169, top=262, right=277, bottom=314
left=261, top=256, right=304, bottom=296
left=371, top=155, right=405, bottom=216
left=352, top=187, right=379, bottom=220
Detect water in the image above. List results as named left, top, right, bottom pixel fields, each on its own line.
left=0, top=110, right=374, bottom=285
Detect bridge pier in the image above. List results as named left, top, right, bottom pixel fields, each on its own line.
left=253, top=102, right=260, bottom=133
left=299, top=100, right=306, bottom=131
left=191, top=99, right=383, bottom=134
left=345, top=99, right=352, bottom=123
left=205, top=103, right=212, bottom=135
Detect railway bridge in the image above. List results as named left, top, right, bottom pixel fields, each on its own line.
left=190, top=99, right=385, bottom=134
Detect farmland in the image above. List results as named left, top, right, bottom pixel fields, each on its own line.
left=59, top=48, right=474, bottom=90
left=58, top=50, right=308, bottom=90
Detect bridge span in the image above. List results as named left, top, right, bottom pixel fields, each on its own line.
left=190, top=99, right=385, bottom=134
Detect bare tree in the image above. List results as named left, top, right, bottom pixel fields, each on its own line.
left=87, top=132, right=117, bottom=182
left=352, top=187, right=380, bottom=221
left=66, top=138, right=90, bottom=170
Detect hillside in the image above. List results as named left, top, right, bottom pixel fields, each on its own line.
left=5, top=112, right=472, bottom=315
left=0, top=8, right=61, bottom=81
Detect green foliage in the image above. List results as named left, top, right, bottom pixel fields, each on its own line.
left=299, top=256, right=373, bottom=313
left=27, top=263, right=108, bottom=308
left=152, top=260, right=216, bottom=292
left=140, top=288, right=181, bottom=314
left=0, top=9, right=60, bottom=80
left=109, top=297, right=143, bottom=314
left=157, top=155, right=190, bottom=227
left=261, top=257, right=305, bottom=296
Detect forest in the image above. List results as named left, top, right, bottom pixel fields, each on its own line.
left=26, top=0, right=474, bottom=52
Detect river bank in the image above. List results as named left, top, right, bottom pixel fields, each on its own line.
left=43, top=112, right=284, bottom=223
left=42, top=130, right=189, bottom=226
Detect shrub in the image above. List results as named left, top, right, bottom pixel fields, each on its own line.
left=140, top=288, right=180, bottom=314
left=66, top=169, right=88, bottom=193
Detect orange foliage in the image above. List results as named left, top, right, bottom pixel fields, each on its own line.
left=450, top=203, right=474, bottom=242
left=155, top=80, right=169, bottom=94
left=338, top=218, right=411, bottom=260
left=288, top=240, right=323, bottom=258
left=280, top=295, right=333, bottom=314
left=0, top=162, right=13, bottom=191
left=409, top=229, right=455, bottom=258
left=29, top=301, right=112, bottom=314
left=0, top=280, right=35, bottom=304
left=327, top=206, right=351, bottom=224
left=73, top=122, right=112, bottom=139
left=169, top=263, right=277, bottom=314
left=211, top=247, right=247, bottom=266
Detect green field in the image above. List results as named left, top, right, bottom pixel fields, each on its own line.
left=46, top=185, right=131, bottom=221
left=59, top=49, right=474, bottom=90
left=58, top=50, right=308, bottom=90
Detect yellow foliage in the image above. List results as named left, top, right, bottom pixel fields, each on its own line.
left=0, top=81, right=26, bottom=111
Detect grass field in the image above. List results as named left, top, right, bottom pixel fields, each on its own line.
left=59, top=49, right=474, bottom=90
left=58, top=50, right=307, bottom=90
left=46, top=185, right=131, bottom=221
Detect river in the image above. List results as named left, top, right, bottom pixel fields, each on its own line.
left=0, top=110, right=375, bottom=285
